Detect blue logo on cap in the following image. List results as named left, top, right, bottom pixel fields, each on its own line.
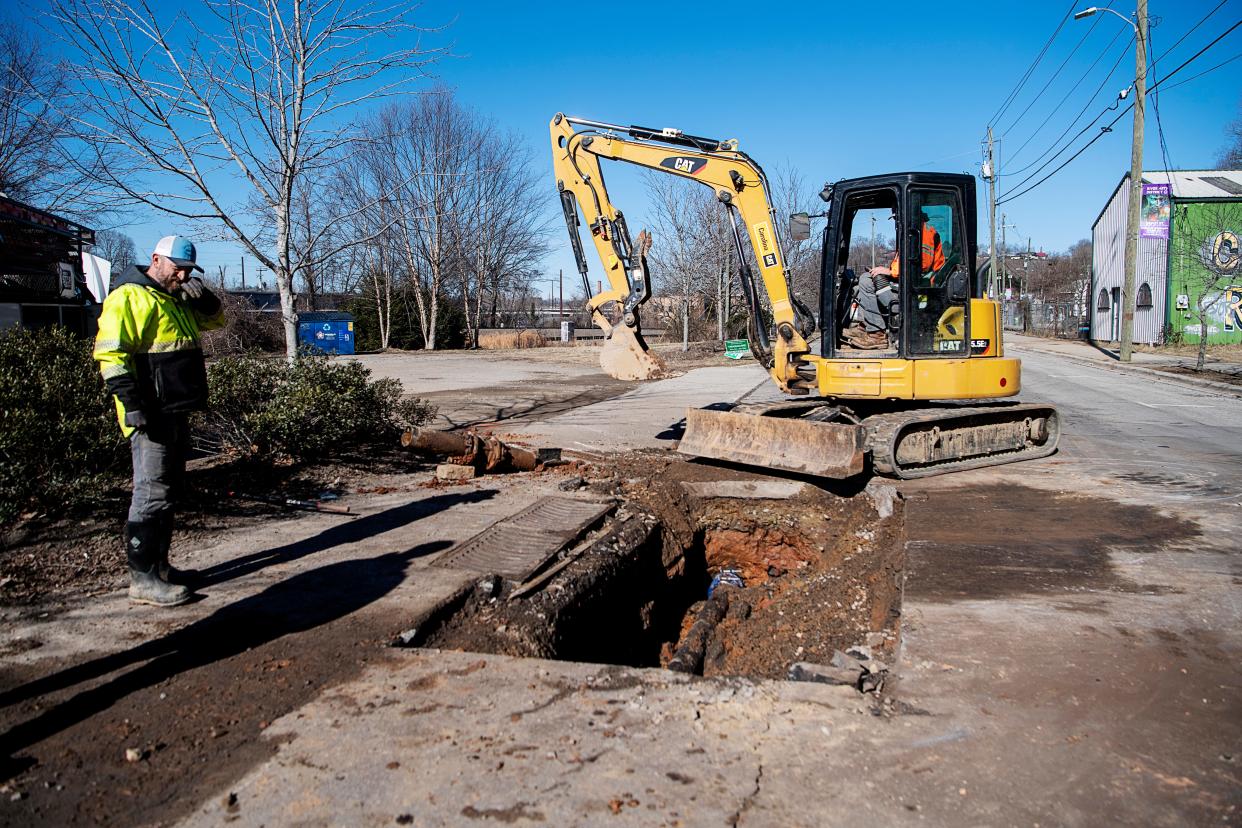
left=170, top=237, right=196, bottom=261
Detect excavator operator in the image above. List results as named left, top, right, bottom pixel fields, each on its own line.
left=845, top=213, right=946, bottom=350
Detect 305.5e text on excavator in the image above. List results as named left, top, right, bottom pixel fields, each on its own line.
left=550, top=113, right=1060, bottom=479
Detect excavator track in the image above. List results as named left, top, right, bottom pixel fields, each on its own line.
left=678, top=402, right=1060, bottom=480
left=865, top=403, right=1060, bottom=479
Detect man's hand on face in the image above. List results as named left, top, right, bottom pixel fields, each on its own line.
left=177, top=276, right=205, bottom=300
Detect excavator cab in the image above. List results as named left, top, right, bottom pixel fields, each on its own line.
left=812, top=173, right=974, bottom=361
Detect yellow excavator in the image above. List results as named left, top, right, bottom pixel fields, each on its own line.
left=550, top=113, right=1059, bottom=478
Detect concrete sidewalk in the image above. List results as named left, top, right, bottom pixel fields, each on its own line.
left=1008, top=333, right=1242, bottom=395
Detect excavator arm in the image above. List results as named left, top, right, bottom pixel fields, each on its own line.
left=550, top=113, right=815, bottom=393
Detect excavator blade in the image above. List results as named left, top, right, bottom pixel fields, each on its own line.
left=677, top=408, right=867, bottom=478
left=599, top=324, right=666, bottom=381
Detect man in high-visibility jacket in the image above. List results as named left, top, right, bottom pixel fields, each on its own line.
left=890, top=219, right=946, bottom=281
left=846, top=218, right=947, bottom=350
left=94, top=235, right=225, bottom=607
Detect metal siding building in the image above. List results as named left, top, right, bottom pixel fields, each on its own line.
left=1090, top=173, right=1166, bottom=344
left=1091, top=170, right=1242, bottom=344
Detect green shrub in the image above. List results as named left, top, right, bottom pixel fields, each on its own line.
left=0, top=326, right=127, bottom=523
left=200, top=351, right=436, bottom=460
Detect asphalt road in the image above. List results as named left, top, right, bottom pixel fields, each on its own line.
left=1016, top=344, right=1242, bottom=497
left=889, top=341, right=1241, bottom=824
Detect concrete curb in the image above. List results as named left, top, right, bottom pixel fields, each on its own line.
left=1013, top=341, right=1242, bottom=398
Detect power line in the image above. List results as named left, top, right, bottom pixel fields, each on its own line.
left=1151, top=0, right=1229, bottom=63
left=1005, top=32, right=1133, bottom=176
left=1148, top=18, right=1176, bottom=175
left=997, top=17, right=1242, bottom=206
left=1159, top=49, right=1242, bottom=91
left=987, top=1, right=1077, bottom=130
left=1002, top=94, right=1124, bottom=191
left=1003, top=1, right=1233, bottom=179
left=998, top=1, right=1116, bottom=138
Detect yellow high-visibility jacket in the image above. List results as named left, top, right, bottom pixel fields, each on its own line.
left=93, top=265, right=225, bottom=436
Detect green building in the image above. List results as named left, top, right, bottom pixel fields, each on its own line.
left=1090, top=170, right=1241, bottom=345
left=1166, top=198, right=1242, bottom=345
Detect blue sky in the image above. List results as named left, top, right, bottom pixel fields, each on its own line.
left=90, top=0, right=1242, bottom=287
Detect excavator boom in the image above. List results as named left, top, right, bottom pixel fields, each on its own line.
left=550, top=113, right=814, bottom=391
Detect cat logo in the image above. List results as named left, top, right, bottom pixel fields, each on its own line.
left=660, top=156, right=707, bottom=176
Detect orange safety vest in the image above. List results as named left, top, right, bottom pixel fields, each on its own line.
left=890, top=223, right=946, bottom=280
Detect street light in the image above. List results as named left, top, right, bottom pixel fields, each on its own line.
left=1076, top=2, right=1146, bottom=362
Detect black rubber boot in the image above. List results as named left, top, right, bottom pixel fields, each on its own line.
left=154, top=513, right=198, bottom=586
left=125, top=521, right=191, bottom=607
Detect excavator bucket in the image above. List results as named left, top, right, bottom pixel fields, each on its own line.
left=599, top=323, right=666, bottom=381
left=677, top=408, right=867, bottom=478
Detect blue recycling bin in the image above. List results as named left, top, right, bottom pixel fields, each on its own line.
left=297, top=311, right=355, bottom=354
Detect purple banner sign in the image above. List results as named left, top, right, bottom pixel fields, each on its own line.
left=1140, top=183, right=1171, bottom=239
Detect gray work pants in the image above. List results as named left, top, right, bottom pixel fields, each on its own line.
left=856, top=272, right=894, bottom=333
left=128, top=414, right=190, bottom=523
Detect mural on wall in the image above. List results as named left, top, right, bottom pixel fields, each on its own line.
left=1225, top=286, right=1241, bottom=333
left=1201, top=230, right=1240, bottom=274
left=1168, top=202, right=1242, bottom=344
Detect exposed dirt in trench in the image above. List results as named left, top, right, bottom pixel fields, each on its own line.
left=422, top=452, right=904, bottom=680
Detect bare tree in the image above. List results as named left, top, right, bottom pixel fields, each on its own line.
left=49, top=0, right=446, bottom=358
left=91, top=229, right=137, bottom=269
left=1168, top=201, right=1242, bottom=370
left=643, top=173, right=733, bottom=349
left=360, top=92, right=472, bottom=350
left=1217, top=102, right=1242, bottom=170
left=1030, top=240, right=1091, bottom=304
left=0, top=22, right=67, bottom=203
left=450, top=122, right=549, bottom=347
left=768, top=165, right=819, bottom=311
left=0, top=18, right=115, bottom=219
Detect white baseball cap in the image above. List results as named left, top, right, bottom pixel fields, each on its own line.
left=152, top=235, right=204, bottom=272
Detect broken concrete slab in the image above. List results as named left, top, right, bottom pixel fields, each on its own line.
left=788, top=660, right=862, bottom=687
left=435, top=463, right=477, bottom=481
left=681, top=480, right=807, bottom=500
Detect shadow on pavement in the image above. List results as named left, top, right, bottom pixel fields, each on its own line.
left=1087, top=341, right=1120, bottom=360
left=0, top=537, right=454, bottom=778
left=193, top=489, right=496, bottom=588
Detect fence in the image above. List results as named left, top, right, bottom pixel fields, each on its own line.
left=475, top=327, right=669, bottom=343
left=1001, top=299, right=1089, bottom=340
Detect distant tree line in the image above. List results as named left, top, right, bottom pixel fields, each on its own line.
left=1, top=3, right=549, bottom=356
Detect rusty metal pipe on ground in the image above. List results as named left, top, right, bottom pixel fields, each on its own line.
left=400, top=427, right=543, bottom=473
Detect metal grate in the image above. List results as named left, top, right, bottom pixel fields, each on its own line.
left=432, top=496, right=614, bottom=581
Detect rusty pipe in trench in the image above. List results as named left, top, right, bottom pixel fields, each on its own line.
left=400, top=428, right=540, bottom=473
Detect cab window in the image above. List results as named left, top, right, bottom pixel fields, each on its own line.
left=907, top=189, right=966, bottom=356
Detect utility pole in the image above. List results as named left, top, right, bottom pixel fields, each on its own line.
left=984, top=127, right=998, bottom=298
left=1120, top=0, right=1148, bottom=362
left=1000, top=213, right=1008, bottom=296
left=870, top=215, right=876, bottom=268
left=558, top=269, right=564, bottom=321
left=1075, top=2, right=1146, bottom=360
left=240, top=256, right=246, bottom=290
